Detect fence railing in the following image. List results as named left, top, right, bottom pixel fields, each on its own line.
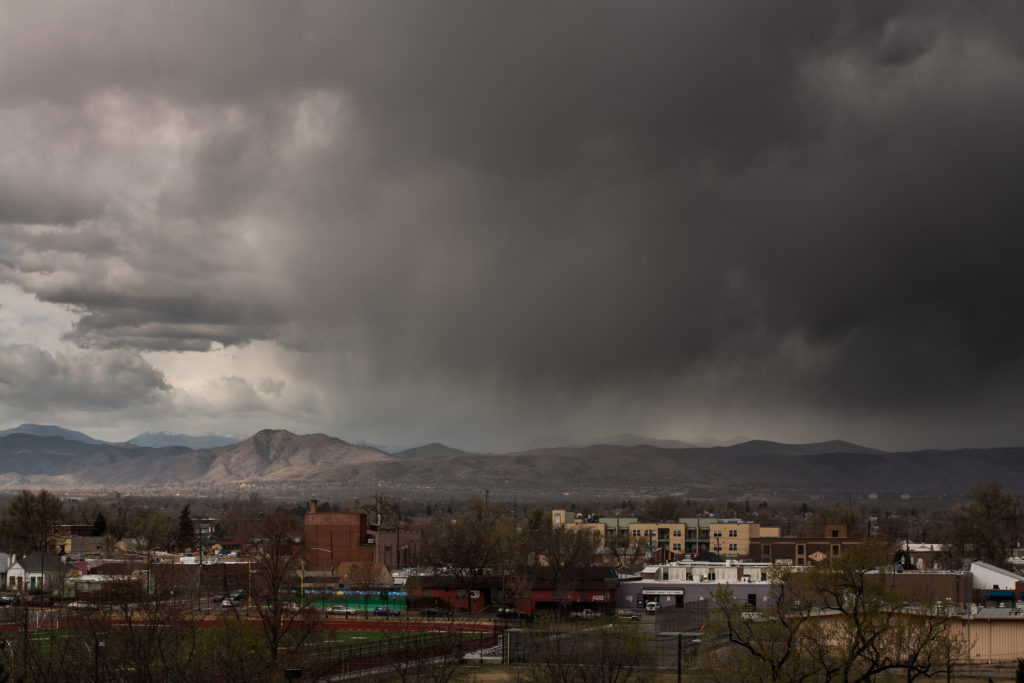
left=299, top=628, right=499, bottom=678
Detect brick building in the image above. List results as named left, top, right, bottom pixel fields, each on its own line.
left=748, top=524, right=862, bottom=566
left=303, top=499, right=374, bottom=570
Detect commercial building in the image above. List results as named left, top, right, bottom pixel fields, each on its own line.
left=617, top=559, right=777, bottom=611
left=748, top=525, right=861, bottom=566
left=303, top=499, right=374, bottom=571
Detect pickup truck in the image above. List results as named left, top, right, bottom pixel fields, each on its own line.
left=569, top=608, right=600, bottom=620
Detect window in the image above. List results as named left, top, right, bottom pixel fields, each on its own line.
left=673, top=529, right=682, bottom=537
left=728, top=529, right=738, bottom=537
left=632, top=529, right=641, bottom=537
left=831, top=529, right=839, bottom=537
left=456, top=590, right=466, bottom=599
left=832, top=544, right=840, bottom=555
left=672, top=543, right=681, bottom=551
left=747, top=593, right=757, bottom=607
left=713, top=529, right=722, bottom=537
left=728, top=543, right=737, bottom=551
left=707, top=571, right=716, bottom=581
left=796, top=544, right=805, bottom=555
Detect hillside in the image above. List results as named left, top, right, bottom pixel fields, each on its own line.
left=1, top=429, right=1023, bottom=498
left=128, top=431, right=241, bottom=449
left=0, top=424, right=109, bottom=445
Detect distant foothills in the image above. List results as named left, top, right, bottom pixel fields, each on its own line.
left=1, top=423, right=1024, bottom=499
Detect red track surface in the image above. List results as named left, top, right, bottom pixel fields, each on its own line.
left=0, top=615, right=494, bottom=634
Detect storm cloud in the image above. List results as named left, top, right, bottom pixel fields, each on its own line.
left=2, top=1, right=1024, bottom=449
left=0, top=344, right=168, bottom=410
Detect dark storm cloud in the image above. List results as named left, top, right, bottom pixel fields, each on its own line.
left=3, top=1, right=1024, bottom=447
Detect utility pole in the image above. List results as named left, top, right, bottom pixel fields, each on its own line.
left=395, top=500, right=401, bottom=570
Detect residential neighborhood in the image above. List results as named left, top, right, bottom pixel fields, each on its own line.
left=0, top=484, right=1022, bottom=679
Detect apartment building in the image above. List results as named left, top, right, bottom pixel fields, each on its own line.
left=551, top=509, right=608, bottom=546
left=627, top=521, right=688, bottom=554
left=709, top=520, right=781, bottom=558
left=552, top=510, right=781, bottom=561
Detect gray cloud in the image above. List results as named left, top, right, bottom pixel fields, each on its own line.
left=0, top=344, right=168, bottom=410
left=2, top=1, right=1024, bottom=448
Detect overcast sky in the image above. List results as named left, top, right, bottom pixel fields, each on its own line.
left=2, top=1, right=1023, bottom=452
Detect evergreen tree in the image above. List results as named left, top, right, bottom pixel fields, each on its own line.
left=177, top=504, right=196, bottom=551
left=91, top=512, right=108, bottom=537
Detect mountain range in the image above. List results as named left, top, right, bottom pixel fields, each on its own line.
left=0, top=425, right=1022, bottom=499
left=0, top=424, right=242, bottom=449
left=127, top=431, right=242, bottom=449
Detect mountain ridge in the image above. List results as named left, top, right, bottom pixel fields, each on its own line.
left=128, top=431, right=241, bottom=449
left=0, top=424, right=109, bottom=445
left=1, top=427, right=1020, bottom=498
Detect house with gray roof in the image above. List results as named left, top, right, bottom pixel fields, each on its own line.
left=7, top=551, right=66, bottom=591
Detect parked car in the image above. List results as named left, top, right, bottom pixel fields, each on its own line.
left=373, top=606, right=401, bottom=616
left=496, top=607, right=532, bottom=621
left=24, top=597, right=53, bottom=607
left=328, top=605, right=358, bottom=617
left=615, top=608, right=643, bottom=621
left=645, top=601, right=660, bottom=613
left=423, top=606, right=453, bottom=618
left=569, top=608, right=600, bottom=620
left=0, top=595, right=19, bottom=606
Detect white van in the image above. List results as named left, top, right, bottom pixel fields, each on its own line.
left=645, top=601, right=660, bottom=613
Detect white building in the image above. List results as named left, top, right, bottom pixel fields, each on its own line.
left=621, top=559, right=785, bottom=611
left=7, top=551, right=66, bottom=591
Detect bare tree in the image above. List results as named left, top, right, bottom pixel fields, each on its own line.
left=639, top=495, right=689, bottom=522
left=421, top=497, right=517, bottom=613
left=217, top=493, right=267, bottom=542
left=514, top=621, right=655, bottom=683
left=536, top=525, right=600, bottom=614
left=232, top=508, right=320, bottom=670
left=129, top=508, right=171, bottom=558
left=701, top=541, right=966, bottom=682
left=949, top=482, right=1023, bottom=568
left=1, top=489, right=64, bottom=553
